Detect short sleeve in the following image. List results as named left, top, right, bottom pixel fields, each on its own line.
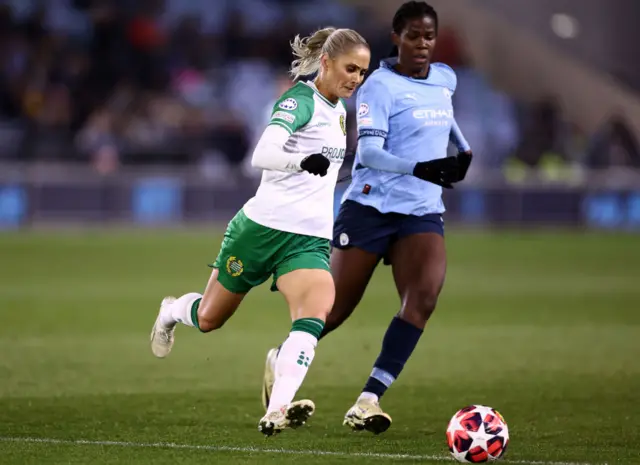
left=356, top=76, right=393, bottom=140
left=268, top=84, right=315, bottom=135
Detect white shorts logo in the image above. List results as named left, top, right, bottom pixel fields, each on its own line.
left=339, top=233, right=349, bottom=246
left=357, top=103, right=369, bottom=117
left=272, top=111, right=295, bottom=124
left=278, top=98, right=298, bottom=111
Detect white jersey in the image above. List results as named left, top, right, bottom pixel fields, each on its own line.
left=243, top=81, right=347, bottom=240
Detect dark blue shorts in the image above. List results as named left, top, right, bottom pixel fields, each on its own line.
left=332, top=200, right=444, bottom=264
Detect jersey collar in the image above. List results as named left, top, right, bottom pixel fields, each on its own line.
left=301, top=80, right=338, bottom=108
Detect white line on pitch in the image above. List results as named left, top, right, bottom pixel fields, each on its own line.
left=0, top=436, right=605, bottom=465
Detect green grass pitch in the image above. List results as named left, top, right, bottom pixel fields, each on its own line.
left=0, top=228, right=638, bottom=464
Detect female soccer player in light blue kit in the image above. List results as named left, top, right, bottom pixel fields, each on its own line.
left=263, top=1, right=473, bottom=435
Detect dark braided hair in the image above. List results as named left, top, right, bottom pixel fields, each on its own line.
left=389, top=1, right=439, bottom=57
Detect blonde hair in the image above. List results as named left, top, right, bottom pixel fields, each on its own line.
left=289, top=27, right=368, bottom=80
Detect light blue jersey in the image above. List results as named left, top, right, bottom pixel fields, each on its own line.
left=342, top=58, right=470, bottom=216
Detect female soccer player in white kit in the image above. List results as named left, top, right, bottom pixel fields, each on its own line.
left=149, top=27, right=370, bottom=436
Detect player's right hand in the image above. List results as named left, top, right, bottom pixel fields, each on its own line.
left=412, top=157, right=459, bottom=188
left=301, top=153, right=330, bottom=177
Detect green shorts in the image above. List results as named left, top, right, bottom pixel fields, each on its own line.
left=210, top=209, right=331, bottom=294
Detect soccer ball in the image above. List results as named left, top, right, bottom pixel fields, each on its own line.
left=446, top=405, right=509, bottom=463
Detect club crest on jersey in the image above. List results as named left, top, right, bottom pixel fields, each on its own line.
left=357, top=103, right=369, bottom=117
left=226, top=256, right=244, bottom=277
left=339, top=114, right=346, bottom=135
left=278, top=98, right=297, bottom=111
left=443, top=88, right=452, bottom=99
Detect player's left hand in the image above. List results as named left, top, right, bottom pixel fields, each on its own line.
left=455, top=151, right=473, bottom=182
left=300, top=153, right=330, bottom=176
left=413, top=157, right=459, bottom=188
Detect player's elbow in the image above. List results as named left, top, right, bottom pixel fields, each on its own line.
left=250, top=155, right=263, bottom=170
left=358, top=152, right=372, bottom=169
left=358, top=144, right=377, bottom=169
left=358, top=135, right=386, bottom=168
left=250, top=149, right=268, bottom=170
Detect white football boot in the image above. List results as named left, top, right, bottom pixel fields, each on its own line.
left=261, top=348, right=278, bottom=411
left=258, top=400, right=316, bottom=437
left=150, top=296, right=177, bottom=358
left=344, top=397, right=392, bottom=434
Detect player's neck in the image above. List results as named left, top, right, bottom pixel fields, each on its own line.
left=395, top=62, right=430, bottom=80
left=314, top=78, right=339, bottom=104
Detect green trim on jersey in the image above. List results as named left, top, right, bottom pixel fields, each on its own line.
left=268, top=83, right=315, bottom=134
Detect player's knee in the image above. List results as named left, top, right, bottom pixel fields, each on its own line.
left=402, top=286, right=440, bottom=322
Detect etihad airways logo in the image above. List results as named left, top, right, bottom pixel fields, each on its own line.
left=412, top=108, right=453, bottom=126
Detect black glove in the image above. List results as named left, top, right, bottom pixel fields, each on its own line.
left=413, top=156, right=459, bottom=188
left=300, top=153, right=330, bottom=177
left=456, top=151, right=473, bottom=182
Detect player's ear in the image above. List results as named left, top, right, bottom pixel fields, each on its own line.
left=391, top=30, right=401, bottom=48
left=320, top=53, right=331, bottom=74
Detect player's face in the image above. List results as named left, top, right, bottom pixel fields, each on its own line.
left=327, top=45, right=370, bottom=99
left=393, top=15, right=437, bottom=76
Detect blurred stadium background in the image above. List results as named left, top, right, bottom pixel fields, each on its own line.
left=0, top=1, right=638, bottom=464
left=0, top=0, right=639, bottom=226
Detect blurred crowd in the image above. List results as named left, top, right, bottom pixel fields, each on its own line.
left=0, top=0, right=638, bottom=182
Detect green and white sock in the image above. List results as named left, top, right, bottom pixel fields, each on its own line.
left=266, top=318, right=324, bottom=414
left=160, top=293, right=202, bottom=330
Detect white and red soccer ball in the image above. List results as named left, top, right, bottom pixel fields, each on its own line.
left=446, top=405, right=509, bottom=463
